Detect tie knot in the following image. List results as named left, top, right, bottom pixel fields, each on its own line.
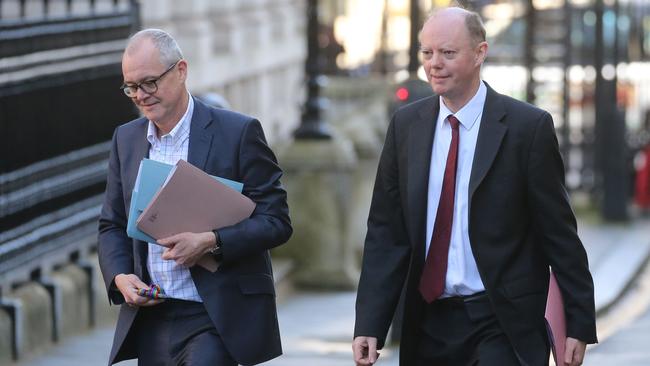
left=447, top=115, right=460, bottom=130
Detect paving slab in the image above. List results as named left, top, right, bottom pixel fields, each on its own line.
left=579, top=218, right=650, bottom=314
left=587, top=304, right=650, bottom=365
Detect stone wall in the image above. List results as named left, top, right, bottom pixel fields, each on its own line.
left=139, top=0, right=306, bottom=146
left=0, top=254, right=118, bottom=365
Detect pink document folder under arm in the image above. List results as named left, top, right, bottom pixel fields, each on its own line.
left=545, top=271, right=567, bottom=366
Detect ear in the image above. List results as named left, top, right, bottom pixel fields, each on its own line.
left=177, top=59, right=188, bottom=82
left=475, top=41, right=488, bottom=66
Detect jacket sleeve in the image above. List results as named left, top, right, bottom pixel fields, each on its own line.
left=354, top=116, right=411, bottom=349
left=216, top=119, right=292, bottom=263
left=526, top=112, right=598, bottom=344
left=97, top=127, right=134, bottom=305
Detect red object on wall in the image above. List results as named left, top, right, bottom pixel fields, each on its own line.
left=635, top=145, right=650, bottom=208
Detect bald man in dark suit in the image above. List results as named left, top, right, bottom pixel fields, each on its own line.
left=353, top=8, right=596, bottom=366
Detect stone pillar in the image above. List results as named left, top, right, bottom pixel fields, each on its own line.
left=276, top=136, right=359, bottom=289
left=323, top=76, right=390, bottom=261
left=7, top=283, right=52, bottom=358
left=49, top=265, right=91, bottom=339
left=88, top=254, right=120, bottom=326
left=342, top=125, right=383, bottom=262
left=0, top=306, right=13, bottom=364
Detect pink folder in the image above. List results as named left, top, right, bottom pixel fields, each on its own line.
left=545, top=272, right=566, bottom=366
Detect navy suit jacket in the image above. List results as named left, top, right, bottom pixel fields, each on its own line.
left=354, top=84, right=597, bottom=365
left=98, top=98, right=292, bottom=366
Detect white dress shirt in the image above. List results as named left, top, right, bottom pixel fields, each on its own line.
left=146, top=93, right=202, bottom=302
left=425, top=81, right=487, bottom=297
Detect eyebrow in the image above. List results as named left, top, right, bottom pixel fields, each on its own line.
left=419, top=46, right=459, bottom=51
left=123, top=74, right=159, bottom=85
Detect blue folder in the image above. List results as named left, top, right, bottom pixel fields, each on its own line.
left=126, top=159, right=243, bottom=243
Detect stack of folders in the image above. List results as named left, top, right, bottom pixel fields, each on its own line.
left=127, top=159, right=255, bottom=272
left=545, top=271, right=567, bottom=366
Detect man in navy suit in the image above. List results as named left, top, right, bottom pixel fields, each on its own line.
left=98, top=29, right=291, bottom=366
left=353, top=7, right=596, bottom=366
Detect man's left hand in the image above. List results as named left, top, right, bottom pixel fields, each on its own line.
left=158, top=232, right=216, bottom=267
left=564, top=337, right=586, bottom=366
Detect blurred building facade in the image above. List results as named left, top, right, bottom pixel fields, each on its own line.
left=477, top=0, right=650, bottom=220
left=137, top=0, right=306, bottom=145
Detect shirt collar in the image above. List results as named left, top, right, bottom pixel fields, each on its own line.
left=438, top=81, right=487, bottom=130
left=147, top=92, right=194, bottom=145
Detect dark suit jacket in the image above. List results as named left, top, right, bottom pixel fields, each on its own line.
left=98, top=98, right=292, bottom=366
left=354, top=84, right=597, bottom=365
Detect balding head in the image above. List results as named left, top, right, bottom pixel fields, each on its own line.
left=121, top=28, right=189, bottom=135
left=125, top=29, right=184, bottom=67
left=417, top=6, right=488, bottom=112
left=422, top=7, right=486, bottom=47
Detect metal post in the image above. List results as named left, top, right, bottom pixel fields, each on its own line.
left=378, top=0, right=390, bottom=75
left=595, top=0, right=628, bottom=221
left=561, top=0, right=572, bottom=166
left=130, top=0, right=141, bottom=33
left=525, top=0, right=536, bottom=104
left=293, top=0, right=332, bottom=140
left=19, top=0, right=26, bottom=18
left=594, top=0, right=605, bottom=196
left=408, top=0, right=420, bottom=76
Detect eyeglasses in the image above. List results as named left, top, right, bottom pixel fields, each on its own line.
left=120, top=60, right=181, bottom=97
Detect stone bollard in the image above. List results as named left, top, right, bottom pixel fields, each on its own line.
left=6, top=282, right=52, bottom=359
left=88, top=253, right=120, bottom=326
left=0, top=307, right=12, bottom=364
left=275, top=135, right=359, bottom=289
left=49, top=264, right=91, bottom=339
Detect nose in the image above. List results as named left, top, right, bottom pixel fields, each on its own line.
left=429, top=52, right=443, bottom=68
left=134, top=86, right=150, bottom=102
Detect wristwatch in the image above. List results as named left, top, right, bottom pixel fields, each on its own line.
left=209, top=231, right=223, bottom=261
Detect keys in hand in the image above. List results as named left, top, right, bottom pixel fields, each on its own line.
left=137, top=284, right=168, bottom=299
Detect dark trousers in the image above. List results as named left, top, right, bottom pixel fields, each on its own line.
left=133, top=299, right=236, bottom=366
left=416, top=292, right=523, bottom=366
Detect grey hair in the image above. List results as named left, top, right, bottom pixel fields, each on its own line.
left=126, top=29, right=184, bottom=66
left=421, top=7, right=486, bottom=46
left=464, top=10, right=486, bottom=45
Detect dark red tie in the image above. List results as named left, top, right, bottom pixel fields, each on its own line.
left=419, top=115, right=460, bottom=303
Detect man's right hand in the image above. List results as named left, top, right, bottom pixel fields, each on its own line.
left=353, top=336, right=379, bottom=365
left=114, top=274, right=164, bottom=307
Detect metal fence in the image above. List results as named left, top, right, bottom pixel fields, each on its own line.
left=482, top=0, right=650, bottom=220
left=0, top=0, right=139, bottom=295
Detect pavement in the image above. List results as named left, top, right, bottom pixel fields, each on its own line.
left=13, top=216, right=650, bottom=366
left=586, top=261, right=650, bottom=366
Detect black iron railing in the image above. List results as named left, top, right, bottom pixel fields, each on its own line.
left=0, top=0, right=139, bottom=293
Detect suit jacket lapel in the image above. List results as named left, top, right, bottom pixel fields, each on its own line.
left=134, top=127, right=149, bottom=158
left=187, top=98, right=214, bottom=170
left=407, top=97, right=439, bottom=261
left=468, top=85, right=507, bottom=212
left=127, top=119, right=151, bottom=280
left=125, top=119, right=150, bottom=194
